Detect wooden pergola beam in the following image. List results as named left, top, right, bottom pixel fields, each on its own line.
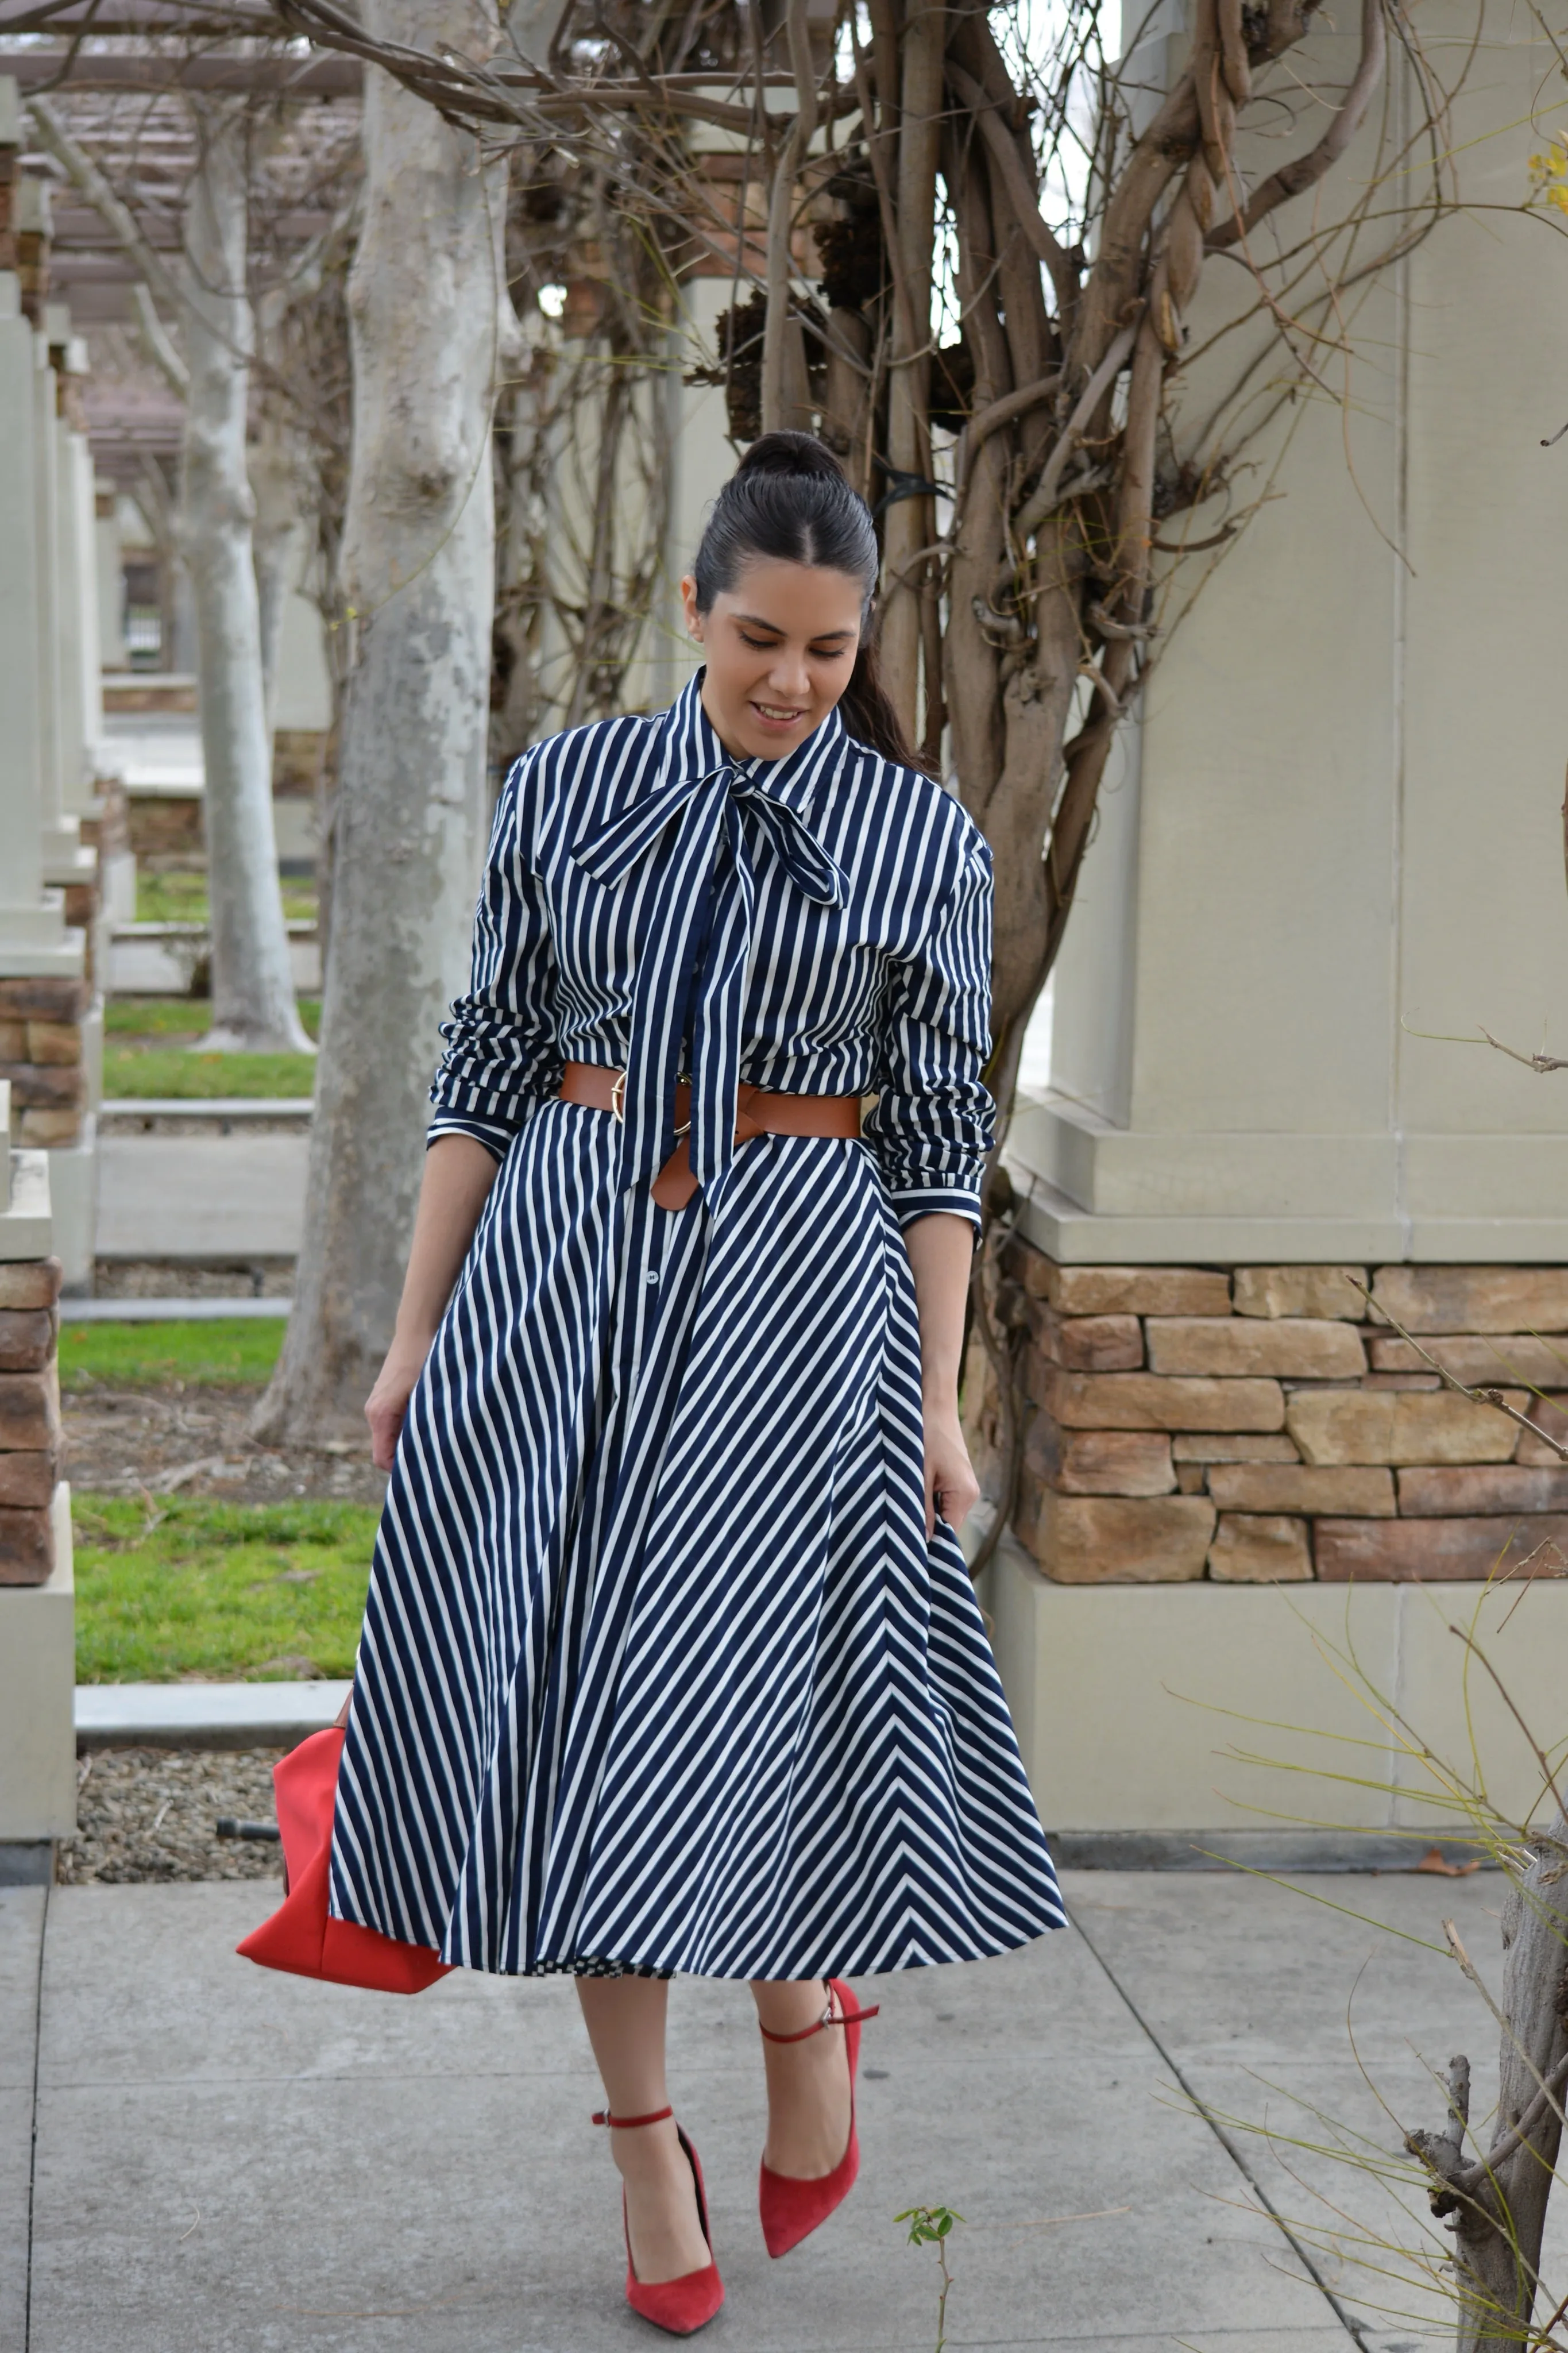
left=0, top=47, right=362, bottom=93
left=48, top=204, right=336, bottom=246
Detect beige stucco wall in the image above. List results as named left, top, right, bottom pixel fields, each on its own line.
left=0, top=1487, right=76, bottom=1842
left=983, top=1535, right=1568, bottom=1842
left=1015, top=0, right=1568, bottom=1263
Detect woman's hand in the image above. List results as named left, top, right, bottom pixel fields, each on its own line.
left=903, top=1214, right=980, bottom=1539
left=364, top=1338, right=432, bottom=1472
left=362, top=1135, right=504, bottom=1473
left=923, top=1400, right=979, bottom=1539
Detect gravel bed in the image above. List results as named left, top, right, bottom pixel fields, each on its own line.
left=91, top=1259, right=297, bottom=1299
left=99, top=1114, right=310, bottom=1136
left=59, top=1748, right=288, bottom=1885
left=64, top=1384, right=388, bottom=1506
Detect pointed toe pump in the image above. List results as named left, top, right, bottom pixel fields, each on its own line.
left=592, top=2104, right=725, bottom=2336
left=757, top=1978, right=880, bottom=2259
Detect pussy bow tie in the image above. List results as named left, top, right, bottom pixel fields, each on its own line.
left=569, top=754, right=848, bottom=1207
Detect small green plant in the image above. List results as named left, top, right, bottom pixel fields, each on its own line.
left=895, top=2205, right=963, bottom=2352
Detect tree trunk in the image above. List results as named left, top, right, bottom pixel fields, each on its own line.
left=1453, top=1814, right=1568, bottom=2350
left=181, top=108, right=312, bottom=1054
left=252, top=0, right=499, bottom=1441
left=879, top=0, right=943, bottom=735
left=249, top=420, right=295, bottom=741
left=1407, top=1807, right=1568, bottom=2350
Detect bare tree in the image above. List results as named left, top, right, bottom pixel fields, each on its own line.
left=123, top=0, right=1451, bottom=1117
left=493, top=145, right=677, bottom=758
left=1408, top=1828, right=1568, bottom=2351
left=30, top=80, right=314, bottom=1050
left=253, top=0, right=506, bottom=1438
left=180, top=102, right=315, bottom=1052
left=9, top=0, right=1488, bottom=1436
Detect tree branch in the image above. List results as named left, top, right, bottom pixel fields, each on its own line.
left=1455, top=2047, right=1568, bottom=2195
left=132, top=283, right=191, bottom=398
left=27, top=92, right=191, bottom=396
left=759, top=0, right=816, bottom=431
left=1349, top=1280, right=1568, bottom=1461
left=962, top=368, right=1062, bottom=455
left=945, top=59, right=1078, bottom=325
left=1011, top=318, right=1138, bottom=539
left=1442, top=1918, right=1568, bottom=2147
left=1208, top=0, right=1387, bottom=249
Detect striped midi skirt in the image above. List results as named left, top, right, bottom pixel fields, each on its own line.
left=327, top=1105, right=1066, bottom=1977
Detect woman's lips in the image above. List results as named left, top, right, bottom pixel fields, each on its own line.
left=751, top=701, right=806, bottom=728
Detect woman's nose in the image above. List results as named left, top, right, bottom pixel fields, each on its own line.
left=767, top=650, right=811, bottom=700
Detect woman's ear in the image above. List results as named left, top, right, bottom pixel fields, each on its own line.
left=679, top=574, right=703, bottom=641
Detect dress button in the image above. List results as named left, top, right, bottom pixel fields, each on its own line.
left=646, top=1270, right=659, bottom=1285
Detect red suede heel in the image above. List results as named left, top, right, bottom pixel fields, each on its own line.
left=757, top=1978, right=880, bottom=2259
left=592, top=2104, right=725, bottom=2336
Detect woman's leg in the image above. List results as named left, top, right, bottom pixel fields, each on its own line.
left=750, top=1978, right=855, bottom=2177
left=577, top=1977, right=713, bottom=2282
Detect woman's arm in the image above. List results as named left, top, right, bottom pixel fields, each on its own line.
left=363, top=1135, right=502, bottom=1471
left=903, top=1210, right=980, bottom=1538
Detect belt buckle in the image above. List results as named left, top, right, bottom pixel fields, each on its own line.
left=609, top=1071, right=626, bottom=1122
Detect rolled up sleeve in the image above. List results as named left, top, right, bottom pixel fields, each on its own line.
left=864, top=831, right=995, bottom=1233
left=427, top=752, right=562, bottom=1160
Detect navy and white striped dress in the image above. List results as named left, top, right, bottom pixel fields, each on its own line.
left=330, top=673, right=1065, bottom=1978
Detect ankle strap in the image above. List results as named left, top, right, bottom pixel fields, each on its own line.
left=591, top=2104, right=674, bottom=2128
left=758, top=1991, right=880, bottom=2046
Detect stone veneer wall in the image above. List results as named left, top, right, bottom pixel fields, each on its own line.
left=0, top=1253, right=61, bottom=1583
left=0, top=978, right=90, bottom=1149
left=972, top=1237, right=1568, bottom=1584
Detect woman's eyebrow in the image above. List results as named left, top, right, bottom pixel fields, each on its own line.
left=734, top=613, right=856, bottom=641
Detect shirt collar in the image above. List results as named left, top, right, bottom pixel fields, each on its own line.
left=657, top=669, right=845, bottom=818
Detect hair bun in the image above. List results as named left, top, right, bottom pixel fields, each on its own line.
left=737, top=430, right=847, bottom=483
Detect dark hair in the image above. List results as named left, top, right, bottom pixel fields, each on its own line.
left=692, top=431, right=925, bottom=772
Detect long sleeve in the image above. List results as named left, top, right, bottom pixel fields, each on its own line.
left=427, top=753, right=562, bottom=1160
left=864, top=831, right=995, bottom=1233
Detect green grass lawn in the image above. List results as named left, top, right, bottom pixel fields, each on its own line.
left=73, top=1495, right=376, bottom=1681
left=136, top=871, right=319, bottom=925
left=105, top=998, right=322, bottom=1039
left=103, top=1044, right=318, bottom=1098
left=59, top=1318, right=285, bottom=1392
left=103, top=994, right=320, bottom=1098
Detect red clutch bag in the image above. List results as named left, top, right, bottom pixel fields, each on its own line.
left=236, top=1727, right=452, bottom=1995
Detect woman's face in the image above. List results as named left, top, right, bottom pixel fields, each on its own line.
left=682, top=557, right=864, bottom=763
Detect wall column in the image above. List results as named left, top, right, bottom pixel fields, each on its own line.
left=0, top=88, right=94, bottom=1291
left=55, top=331, right=105, bottom=820
left=35, top=301, right=92, bottom=890
left=978, top=1, right=1568, bottom=1837
left=0, top=272, right=75, bottom=973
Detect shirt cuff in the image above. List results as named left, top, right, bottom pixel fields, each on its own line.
left=887, top=1182, right=983, bottom=1236
left=427, top=1113, right=513, bottom=1162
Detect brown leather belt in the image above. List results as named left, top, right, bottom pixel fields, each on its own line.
left=559, top=1060, right=861, bottom=1211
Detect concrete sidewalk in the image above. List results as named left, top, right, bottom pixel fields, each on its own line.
left=96, top=1132, right=308, bottom=1260
left=4, top=1869, right=1555, bottom=2351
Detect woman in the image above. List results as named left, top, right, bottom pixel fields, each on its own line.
left=334, top=433, right=1064, bottom=2335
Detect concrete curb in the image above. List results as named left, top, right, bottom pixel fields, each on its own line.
left=60, top=1297, right=292, bottom=1321
left=75, top=1681, right=350, bottom=1750
left=69, top=1689, right=1497, bottom=1873
left=1048, top=1827, right=1500, bottom=1874
left=99, top=1099, right=312, bottom=1120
